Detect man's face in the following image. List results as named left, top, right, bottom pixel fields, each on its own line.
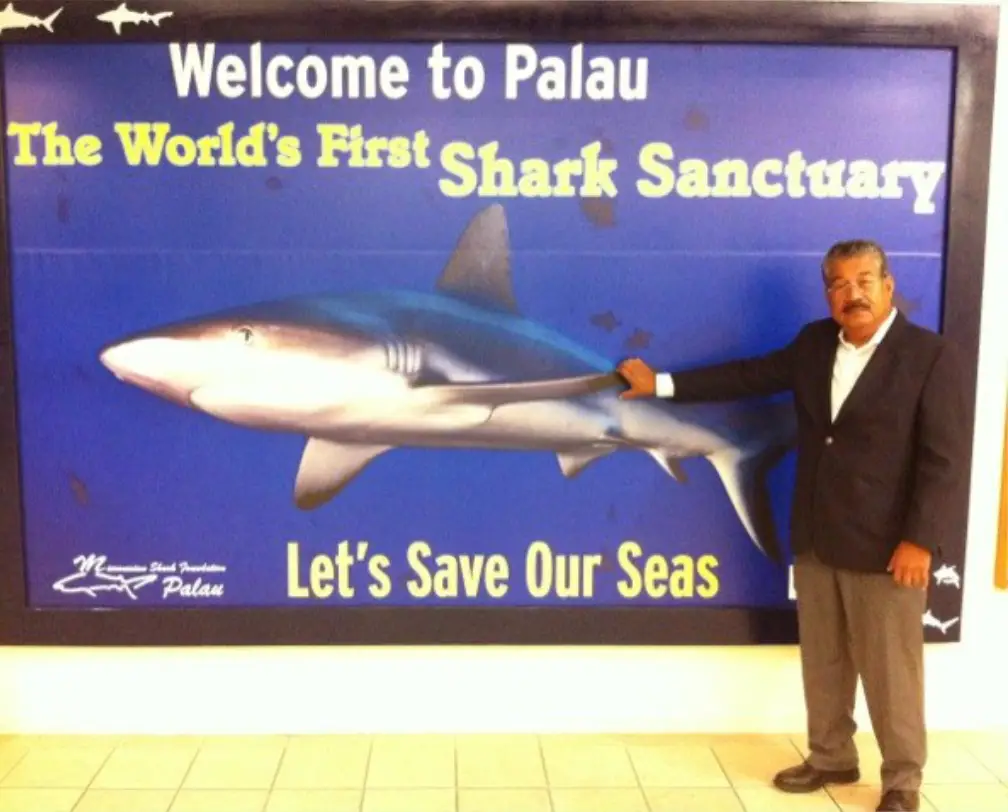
left=824, top=254, right=894, bottom=339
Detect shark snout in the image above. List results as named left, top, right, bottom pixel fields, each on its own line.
left=100, top=338, right=162, bottom=381
left=99, top=336, right=208, bottom=404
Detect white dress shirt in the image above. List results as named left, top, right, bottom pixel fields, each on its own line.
left=655, top=308, right=898, bottom=424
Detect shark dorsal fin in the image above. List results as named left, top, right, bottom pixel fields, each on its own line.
left=435, top=204, right=518, bottom=313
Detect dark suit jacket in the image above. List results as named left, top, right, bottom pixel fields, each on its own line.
left=667, top=311, right=970, bottom=572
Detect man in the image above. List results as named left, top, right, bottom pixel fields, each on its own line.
left=617, top=240, right=969, bottom=812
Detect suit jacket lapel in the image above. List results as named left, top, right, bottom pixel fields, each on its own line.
left=815, top=330, right=838, bottom=427
left=832, top=311, right=907, bottom=427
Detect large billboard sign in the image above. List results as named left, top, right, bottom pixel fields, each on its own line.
left=0, top=1, right=996, bottom=645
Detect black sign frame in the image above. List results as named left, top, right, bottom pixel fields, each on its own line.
left=0, top=0, right=997, bottom=645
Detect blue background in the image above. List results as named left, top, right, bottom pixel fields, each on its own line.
left=3, top=42, right=953, bottom=607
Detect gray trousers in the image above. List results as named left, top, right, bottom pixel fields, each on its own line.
left=793, top=551, right=928, bottom=792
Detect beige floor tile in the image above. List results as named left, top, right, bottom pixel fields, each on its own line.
left=283, top=735, right=372, bottom=757
left=91, top=747, right=196, bottom=789
left=170, top=790, right=268, bottom=812
left=612, top=733, right=725, bottom=747
left=11, top=735, right=122, bottom=751
left=645, top=787, right=745, bottom=812
left=551, top=788, right=649, bottom=812
left=456, top=736, right=545, bottom=788
left=960, top=732, right=1008, bottom=780
left=266, top=789, right=361, bottom=812
left=628, top=742, right=730, bottom=787
left=924, top=737, right=1001, bottom=783
left=541, top=740, right=637, bottom=787
left=273, top=738, right=370, bottom=789
left=365, top=736, right=455, bottom=789
left=0, top=743, right=28, bottom=784
left=458, top=788, right=550, bottom=812
left=114, top=736, right=205, bottom=750
left=712, top=735, right=803, bottom=787
left=0, top=747, right=110, bottom=788
left=286, top=735, right=373, bottom=744
left=829, top=784, right=936, bottom=811
left=198, top=736, right=289, bottom=750
left=182, top=746, right=282, bottom=790
left=735, top=786, right=839, bottom=811
left=361, top=788, right=456, bottom=812
left=539, top=734, right=629, bottom=748
left=0, top=789, right=82, bottom=812
left=456, top=735, right=539, bottom=746
left=74, top=789, right=176, bottom=812
left=922, top=783, right=1008, bottom=812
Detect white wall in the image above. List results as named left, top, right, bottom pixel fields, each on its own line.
left=1, top=0, right=1006, bottom=735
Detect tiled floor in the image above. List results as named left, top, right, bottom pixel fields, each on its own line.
left=0, top=731, right=1004, bottom=811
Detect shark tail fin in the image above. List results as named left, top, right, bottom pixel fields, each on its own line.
left=705, top=445, right=788, bottom=564
left=702, top=400, right=796, bottom=565
left=42, top=8, right=62, bottom=31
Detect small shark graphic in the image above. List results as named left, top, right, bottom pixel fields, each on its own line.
left=0, top=3, right=61, bottom=34
left=98, top=204, right=797, bottom=563
left=96, top=2, right=172, bottom=35
left=933, top=564, right=961, bottom=589
left=52, top=554, right=158, bottom=601
left=922, top=609, right=959, bottom=635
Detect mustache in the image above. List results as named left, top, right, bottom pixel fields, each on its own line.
left=844, top=300, right=870, bottom=312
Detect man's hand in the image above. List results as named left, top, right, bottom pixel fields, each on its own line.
left=887, top=541, right=932, bottom=589
left=617, top=357, right=657, bottom=399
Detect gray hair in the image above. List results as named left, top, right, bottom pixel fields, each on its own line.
left=820, top=239, right=890, bottom=283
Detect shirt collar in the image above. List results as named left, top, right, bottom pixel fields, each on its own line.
left=838, top=306, right=898, bottom=351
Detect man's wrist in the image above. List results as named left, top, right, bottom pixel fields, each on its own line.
left=655, top=373, right=675, bottom=398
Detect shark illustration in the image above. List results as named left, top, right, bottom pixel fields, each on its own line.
left=96, top=2, right=172, bottom=35
left=922, top=609, right=959, bottom=635
left=0, top=3, right=61, bottom=33
left=98, top=204, right=797, bottom=562
left=52, top=555, right=158, bottom=601
left=933, top=563, right=961, bottom=589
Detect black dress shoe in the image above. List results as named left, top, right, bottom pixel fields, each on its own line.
left=773, top=761, right=860, bottom=793
left=876, top=790, right=920, bottom=811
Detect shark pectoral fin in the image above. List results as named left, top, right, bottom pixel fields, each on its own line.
left=428, top=372, right=624, bottom=407
left=435, top=204, right=518, bottom=313
left=705, top=442, right=791, bottom=565
left=556, top=445, right=616, bottom=478
left=294, top=439, right=390, bottom=510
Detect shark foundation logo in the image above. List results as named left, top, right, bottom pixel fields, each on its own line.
left=0, top=3, right=61, bottom=34
left=96, top=3, right=172, bottom=35
left=933, top=563, right=961, bottom=589
left=98, top=204, right=797, bottom=564
left=53, top=554, right=227, bottom=601
left=922, top=609, right=959, bottom=635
